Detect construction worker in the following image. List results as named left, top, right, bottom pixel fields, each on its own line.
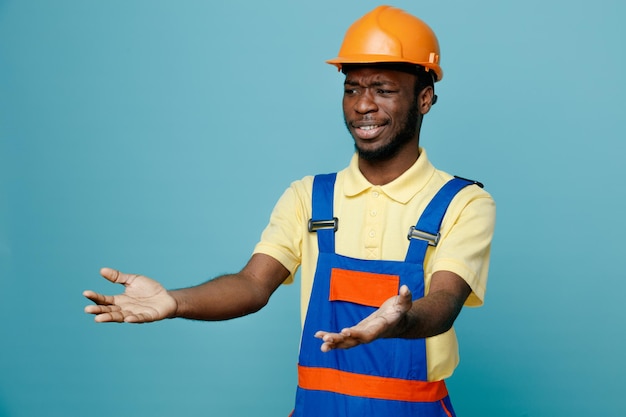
left=84, top=5, right=496, bottom=416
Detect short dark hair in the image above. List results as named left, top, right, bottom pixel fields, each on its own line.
left=413, top=65, right=435, bottom=92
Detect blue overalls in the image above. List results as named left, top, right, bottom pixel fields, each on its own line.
left=292, top=173, right=475, bottom=417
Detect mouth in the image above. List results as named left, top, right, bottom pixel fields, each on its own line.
left=351, top=122, right=387, bottom=140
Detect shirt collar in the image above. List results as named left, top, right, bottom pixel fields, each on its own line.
left=342, top=148, right=435, bottom=204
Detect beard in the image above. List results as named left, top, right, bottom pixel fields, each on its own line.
left=345, top=101, right=421, bottom=163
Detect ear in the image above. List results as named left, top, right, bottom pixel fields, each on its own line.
left=417, top=86, right=435, bottom=115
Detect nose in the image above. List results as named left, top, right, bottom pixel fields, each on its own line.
left=354, top=90, right=378, bottom=114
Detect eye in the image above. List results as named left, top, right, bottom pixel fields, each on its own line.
left=344, top=88, right=357, bottom=95
left=377, top=89, right=395, bottom=95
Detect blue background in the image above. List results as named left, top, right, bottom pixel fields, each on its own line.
left=1, top=0, right=625, bottom=416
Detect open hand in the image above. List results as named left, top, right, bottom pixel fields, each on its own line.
left=314, top=285, right=413, bottom=352
left=83, top=268, right=177, bottom=323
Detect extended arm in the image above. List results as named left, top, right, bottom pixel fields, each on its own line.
left=83, top=253, right=290, bottom=323
left=171, top=253, right=290, bottom=321
left=315, top=270, right=471, bottom=352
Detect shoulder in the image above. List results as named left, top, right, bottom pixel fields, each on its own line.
left=426, top=169, right=496, bottom=233
left=432, top=168, right=494, bottom=203
left=286, top=168, right=348, bottom=199
left=271, top=174, right=321, bottom=217
left=282, top=175, right=314, bottom=205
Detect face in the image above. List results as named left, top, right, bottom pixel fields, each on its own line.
left=342, top=67, right=426, bottom=162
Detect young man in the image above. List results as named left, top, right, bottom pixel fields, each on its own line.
left=84, top=6, right=495, bottom=416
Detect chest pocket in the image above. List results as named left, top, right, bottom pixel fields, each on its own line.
left=329, top=268, right=400, bottom=308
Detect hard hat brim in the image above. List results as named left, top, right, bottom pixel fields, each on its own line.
left=326, top=55, right=443, bottom=81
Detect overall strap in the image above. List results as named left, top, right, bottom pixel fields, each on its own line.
left=405, top=177, right=477, bottom=264
left=309, top=173, right=338, bottom=254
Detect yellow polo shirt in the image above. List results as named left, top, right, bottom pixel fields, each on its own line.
left=253, top=149, right=496, bottom=381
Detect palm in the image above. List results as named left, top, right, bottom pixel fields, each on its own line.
left=83, top=268, right=177, bottom=323
left=353, top=289, right=412, bottom=338
left=315, top=285, right=413, bottom=351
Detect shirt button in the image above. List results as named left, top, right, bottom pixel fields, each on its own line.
left=369, top=230, right=376, bottom=238
left=372, top=191, right=379, bottom=197
left=370, top=210, right=377, bottom=217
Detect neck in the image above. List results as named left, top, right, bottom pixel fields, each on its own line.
left=358, top=145, right=420, bottom=186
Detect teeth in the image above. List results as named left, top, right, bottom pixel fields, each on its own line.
left=359, top=125, right=379, bottom=130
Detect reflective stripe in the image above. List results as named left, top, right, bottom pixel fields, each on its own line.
left=298, top=365, right=448, bottom=403
left=329, top=268, right=399, bottom=308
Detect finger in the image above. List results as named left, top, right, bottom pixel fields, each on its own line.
left=125, top=312, right=156, bottom=323
left=343, top=317, right=388, bottom=343
left=320, top=342, right=333, bottom=353
left=100, top=267, right=134, bottom=285
left=399, top=284, right=412, bottom=298
left=397, top=285, right=414, bottom=310
left=340, top=327, right=371, bottom=343
left=85, top=304, right=116, bottom=314
left=82, top=290, right=116, bottom=306
left=315, top=331, right=342, bottom=341
left=94, top=310, right=127, bottom=323
left=320, top=335, right=340, bottom=352
left=321, top=334, right=359, bottom=352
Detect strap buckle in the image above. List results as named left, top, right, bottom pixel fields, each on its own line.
left=407, top=226, right=440, bottom=246
left=308, top=218, right=338, bottom=232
